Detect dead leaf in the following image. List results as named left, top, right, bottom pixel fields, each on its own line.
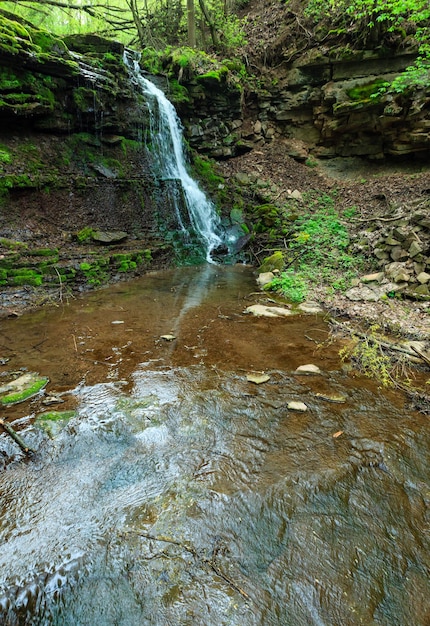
left=332, top=430, right=344, bottom=438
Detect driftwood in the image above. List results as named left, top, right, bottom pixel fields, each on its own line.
left=124, top=530, right=251, bottom=601
left=0, top=418, right=35, bottom=455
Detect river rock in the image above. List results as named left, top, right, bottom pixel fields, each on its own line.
left=297, top=301, right=323, bottom=314
left=287, top=401, right=308, bottom=411
left=256, top=272, right=275, bottom=287
left=295, top=364, right=321, bottom=375
left=244, top=304, right=292, bottom=317
left=246, top=372, right=270, bottom=384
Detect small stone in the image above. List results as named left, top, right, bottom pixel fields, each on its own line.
left=361, top=272, right=384, bottom=284
left=111, top=320, right=125, bottom=325
left=253, top=120, right=262, bottom=134
left=393, top=270, right=410, bottom=283
left=409, top=240, right=423, bottom=257
left=417, top=271, right=430, bottom=284
left=160, top=334, right=176, bottom=341
left=315, top=392, right=346, bottom=403
left=385, top=236, right=401, bottom=246
left=289, top=189, right=303, bottom=200
left=295, top=364, right=321, bottom=375
left=247, top=372, right=270, bottom=384
left=297, top=302, right=323, bottom=314
left=287, top=401, right=308, bottom=412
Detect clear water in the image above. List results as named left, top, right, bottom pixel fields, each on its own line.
left=124, top=52, right=224, bottom=261
left=1, top=265, right=429, bottom=625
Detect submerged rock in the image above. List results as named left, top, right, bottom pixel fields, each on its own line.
left=244, top=304, right=291, bottom=317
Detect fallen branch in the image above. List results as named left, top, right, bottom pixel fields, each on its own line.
left=124, top=531, right=251, bottom=601
left=411, top=345, right=430, bottom=368
left=331, top=319, right=426, bottom=359
left=0, top=418, right=35, bottom=455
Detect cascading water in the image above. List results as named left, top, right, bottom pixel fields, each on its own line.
left=124, top=51, right=225, bottom=262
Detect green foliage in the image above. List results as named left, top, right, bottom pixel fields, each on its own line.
left=264, top=270, right=308, bottom=303
left=0, top=144, right=11, bottom=164
left=76, top=227, right=95, bottom=243
left=264, top=192, right=364, bottom=300
left=298, top=0, right=430, bottom=94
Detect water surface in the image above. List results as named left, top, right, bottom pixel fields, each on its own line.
left=0, top=265, right=429, bottom=625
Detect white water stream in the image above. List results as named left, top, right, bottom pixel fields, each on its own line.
left=124, top=52, right=224, bottom=262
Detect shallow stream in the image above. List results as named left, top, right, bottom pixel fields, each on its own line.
left=0, top=265, right=429, bottom=625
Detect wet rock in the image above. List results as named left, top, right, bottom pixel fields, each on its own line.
left=256, top=272, right=275, bottom=287
left=34, top=410, right=76, bottom=438
left=287, top=400, right=308, bottom=411
left=295, top=364, right=321, bottom=375
left=246, top=372, right=270, bottom=384
left=244, top=304, right=291, bottom=317
left=0, top=372, right=49, bottom=406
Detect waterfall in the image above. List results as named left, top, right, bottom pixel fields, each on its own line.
left=124, top=51, right=224, bottom=262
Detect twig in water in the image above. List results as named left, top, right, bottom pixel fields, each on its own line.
left=0, top=418, right=35, bottom=455
left=123, top=531, right=251, bottom=601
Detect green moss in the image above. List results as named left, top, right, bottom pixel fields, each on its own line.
left=259, top=251, right=285, bottom=273
left=73, top=87, right=100, bottom=112
left=76, top=227, right=95, bottom=243
left=0, top=377, right=48, bottom=406
left=28, top=248, right=59, bottom=257
left=347, top=79, right=388, bottom=101
left=9, top=269, right=43, bottom=286
left=196, top=66, right=229, bottom=83
left=169, top=79, right=190, bottom=103
left=0, top=237, right=27, bottom=250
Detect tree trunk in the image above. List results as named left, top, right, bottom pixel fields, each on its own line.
left=187, top=0, right=196, bottom=47
left=198, top=0, right=219, bottom=47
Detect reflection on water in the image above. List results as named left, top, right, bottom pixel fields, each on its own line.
left=0, top=266, right=429, bottom=625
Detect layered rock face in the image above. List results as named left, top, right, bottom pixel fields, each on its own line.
left=243, top=48, right=430, bottom=160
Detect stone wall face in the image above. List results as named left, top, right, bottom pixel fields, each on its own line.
left=177, top=48, right=430, bottom=162
left=250, top=49, right=430, bottom=160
